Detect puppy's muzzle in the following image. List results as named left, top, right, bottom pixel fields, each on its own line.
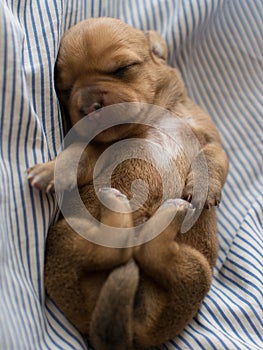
left=70, top=82, right=139, bottom=124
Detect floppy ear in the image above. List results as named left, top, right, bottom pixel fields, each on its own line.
left=145, top=30, right=168, bottom=61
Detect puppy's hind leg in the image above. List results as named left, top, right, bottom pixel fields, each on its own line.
left=75, top=187, right=134, bottom=270
left=45, top=188, right=135, bottom=336
left=133, top=199, right=213, bottom=348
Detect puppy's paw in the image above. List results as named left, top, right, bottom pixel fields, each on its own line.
left=98, top=187, right=134, bottom=248
left=183, top=172, right=221, bottom=209
left=205, top=180, right=222, bottom=209
left=134, top=199, right=193, bottom=264
left=26, top=162, right=55, bottom=193
left=158, top=198, right=193, bottom=238
left=163, top=198, right=193, bottom=223
left=99, top=187, right=133, bottom=227
left=26, top=161, right=78, bottom=193
left=135, top=198, right=193, bottom=247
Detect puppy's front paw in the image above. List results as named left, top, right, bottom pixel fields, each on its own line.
left=205, top=180, right=222, bottom=209
left=27, top=161, right=78, bottom=193
left=183, top=171, right=221, bottom=209
left=26, top=162, right=55, bottom=193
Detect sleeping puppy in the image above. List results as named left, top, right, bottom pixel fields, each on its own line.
left=27, top=18, right=228, bottom=350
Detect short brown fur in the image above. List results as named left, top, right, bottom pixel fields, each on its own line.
left=27, top=18, right=228, bottom=350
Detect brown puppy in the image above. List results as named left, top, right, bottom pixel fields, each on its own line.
left=27, top=18, right=228, bottom=350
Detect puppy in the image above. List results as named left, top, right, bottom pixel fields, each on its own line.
left=27, top=18, right=228, bottom=350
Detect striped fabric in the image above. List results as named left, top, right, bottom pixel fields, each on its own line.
left=0, top=0, right=262, bottom=349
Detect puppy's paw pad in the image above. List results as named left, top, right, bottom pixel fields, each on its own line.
left=163, top=198, right=192, bottom=209
left=99, top=187, right=130, bottom=209
left=99, top=187, right=128, bottom=200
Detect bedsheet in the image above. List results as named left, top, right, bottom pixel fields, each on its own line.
left=0, top=0, right=262, bottom=349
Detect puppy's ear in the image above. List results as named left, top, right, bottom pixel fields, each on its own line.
left=145, top=30, right=168, bottom=61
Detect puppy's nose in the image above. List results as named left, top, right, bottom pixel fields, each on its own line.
left=80, top=102, right=102, bottom=116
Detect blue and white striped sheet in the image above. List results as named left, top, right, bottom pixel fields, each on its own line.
left=0, top=0, right=262, bottom=349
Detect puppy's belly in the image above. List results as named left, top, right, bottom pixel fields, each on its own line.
left=80, top=131, right=193, bottom=225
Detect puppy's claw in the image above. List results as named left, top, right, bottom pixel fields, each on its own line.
left=207, top=203, right=212, bottom=210
left=46, top=183, right=54, bottom=194
left=186, top=193, right=192, bottom=202
left=26, top=173, right=34, bottom=180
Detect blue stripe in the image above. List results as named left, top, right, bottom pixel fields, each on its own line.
left=247, top=0, right=263, bottom=29
left=183, top=328, right=206, bottom=350
left=188, top=322, right=231, bottom=350
left=247, top=199, right=263, bottom=233
left=228, top=3, right=262, bottom=93
left=198, top=309, right=243, bottom=350
left=215, top=274, right=262, bottom=331
left=205, top=293, right=256, bottom=344
left=42, top=1, right=60, bottom=155
left=179, top=62, right=258, bottom=204
left=177, top=335, right=194, bottom=349
left=204, top=295, right=236, bottom=335
left=16, top=31, right=51, bottom=349
left=222, top=14, right=262, bottom=134
left=4, top=14, right=36, bottom=347
left=45, top=302, right=87, bottom=349
left=188, top=16, right=262, bottom=183
left=233, top=241, right=262, bottom=269
left=227, top=253, right=262, bottom=281
left=193, top=317, right=222, bottom=350
left=200, top=39, right=260, bottom=184
left=241, top=224, right=262, bottom=251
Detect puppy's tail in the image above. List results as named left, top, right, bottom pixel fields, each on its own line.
left=89, top=259, right=139, bottom=350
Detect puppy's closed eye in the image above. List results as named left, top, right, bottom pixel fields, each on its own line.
left=111, top=62, right=141, bottom=78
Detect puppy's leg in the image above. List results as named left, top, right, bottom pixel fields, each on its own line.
left=26, top=142, right=97, bottom=192
left=26, top=159, right=56, bottom=192
left=75, top=188, right=134, bottom=269
left=45, top=188, right=134, bottom=335
left=183, top=143, right=228, bottom=208
left=133, top=199, right=212, bottom=348
left=178, top=100, right=229, bottom=208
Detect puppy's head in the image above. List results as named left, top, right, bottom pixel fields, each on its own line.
left=55, top=18, right=185, bottom=141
